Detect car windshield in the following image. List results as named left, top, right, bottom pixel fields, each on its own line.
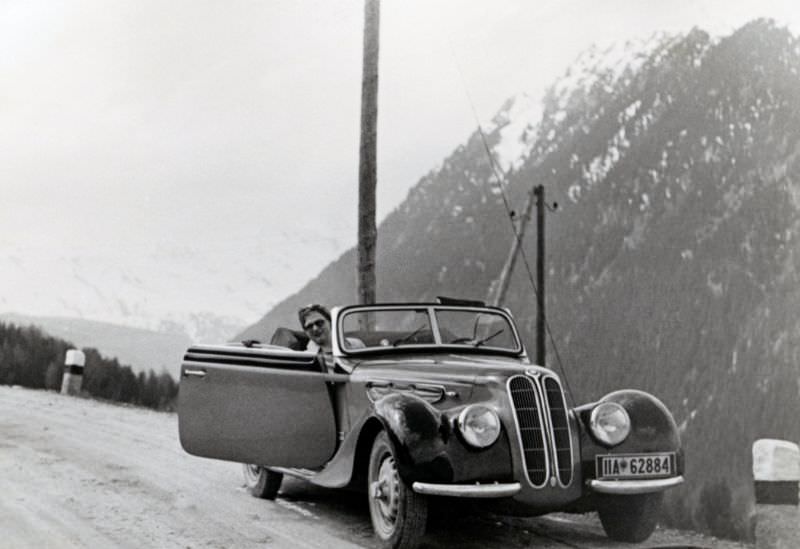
left=338, top=305, right=521, bottom=353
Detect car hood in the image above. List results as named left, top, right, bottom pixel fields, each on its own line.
left=345, top=352, right=542, bottom=387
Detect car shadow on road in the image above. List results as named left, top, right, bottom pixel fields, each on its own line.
left=276, top=477, right=375, bottom=545
left=275, top=478, right=715, bottom=549
left=274, top=477, right=626, bottom=548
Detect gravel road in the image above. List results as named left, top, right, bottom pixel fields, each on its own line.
left=0, top=385, right=750, bottom=549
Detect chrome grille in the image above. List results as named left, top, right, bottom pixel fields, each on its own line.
left=543, top=375, right=573, bottom=486
left=508, top=376, right=548, bottom=486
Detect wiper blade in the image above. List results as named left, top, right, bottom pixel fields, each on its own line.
left=392, top=325, right=426, bottom=347
left=473, top=329, right=505, bottom=347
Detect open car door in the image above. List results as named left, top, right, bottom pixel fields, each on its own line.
left=178, top=344, right=339, bottom=469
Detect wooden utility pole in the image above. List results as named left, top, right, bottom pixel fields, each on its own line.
left=534, top=184, right=546, bottom=367
left=490, top=185, right=536, bottom=307
left=357, top=0, right=380, bottom=305
left=488, top=184, right=548, bottom=365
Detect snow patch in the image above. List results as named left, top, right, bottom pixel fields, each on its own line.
left=568, top=184, right=582, bottom=203
left=492, top=93, right=543, bottom=172
left=706, top=272, right=724, bottom=297
left=551, top=33, right=676, bottom=111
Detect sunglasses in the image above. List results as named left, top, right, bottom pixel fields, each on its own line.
left=304, top=319, right=327, bottom=331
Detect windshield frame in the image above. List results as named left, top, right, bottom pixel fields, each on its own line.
left=333, top=303, right=525, bottom=357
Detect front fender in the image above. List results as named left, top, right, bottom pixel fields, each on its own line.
left=600, top=390, right=681, bottom=453
left=578, top=389, right=683, bottom=475
left=372, top=393, right=454, bottom=483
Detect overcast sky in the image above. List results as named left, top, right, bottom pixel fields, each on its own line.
left=2, top=0, right=799, bottom=324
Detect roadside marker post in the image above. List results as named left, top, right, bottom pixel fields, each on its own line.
left=753, top=438, right=799, bottom=549
left=61, top=349, right=86, bottom=396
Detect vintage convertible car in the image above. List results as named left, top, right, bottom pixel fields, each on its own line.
left=178, top=301, right=684, bottom=548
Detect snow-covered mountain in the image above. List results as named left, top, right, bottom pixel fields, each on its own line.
left=1, top=228, right=345, bottom=343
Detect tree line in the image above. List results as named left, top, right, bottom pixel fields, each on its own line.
left=0, top=321, right=178, bottom=410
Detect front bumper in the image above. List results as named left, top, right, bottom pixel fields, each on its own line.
left=411, top=475, right=684, bottom=499
left=412, top=481, right=521, bottom=498
left=587, top=475, right=684, bottom=495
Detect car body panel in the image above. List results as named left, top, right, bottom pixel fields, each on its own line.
left=178, top=344, right=339, bottom=468
left=575, top=390, right=683, bottom=475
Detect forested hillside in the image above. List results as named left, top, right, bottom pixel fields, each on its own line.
left=239, top=20, right=800, bottom=539
left=0, top=313, right=191, bottom=378
left=0, top=321, right=178, bottom=410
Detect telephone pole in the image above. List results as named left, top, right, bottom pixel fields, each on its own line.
left=357, top=0, right=380, bottom=305
left=490, top=185, right=536, bottom=307
left=534, top=184, right=546, bottom=367
left=489, top=184, right=549, bottom=366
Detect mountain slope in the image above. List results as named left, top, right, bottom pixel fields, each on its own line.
left=0, top=235, right=347, bottom=343
left=509, top=20, right=800, bottom=537
left=239, top=20, right=800, bottom=539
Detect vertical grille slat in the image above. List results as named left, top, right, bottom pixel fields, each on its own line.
left=508, top=373, right=574, bottom=489
left=543, top=376, right=574, bottom=486
left=508, top=376, right=548, bottom=486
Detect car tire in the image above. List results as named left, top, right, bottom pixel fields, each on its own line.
left=367, top=431, right=428, bottom=549
left=242, top=464, right=283, bottom=500
left=597, top=491, right=662, bottom=543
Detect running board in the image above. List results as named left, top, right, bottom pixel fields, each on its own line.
left=270, top=467, right=320, bottom=481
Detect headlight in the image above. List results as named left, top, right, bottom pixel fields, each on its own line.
left=589, top=402, right=631, bottom=446
left=457, top=405, right=501, bottom=448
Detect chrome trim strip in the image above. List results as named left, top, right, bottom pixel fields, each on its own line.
left=506, top=375, right=550, bottom=488
left=186, top=344, right=317, bottom=359
left=587, top=475, right=685, bottom=494
left=183, top=352, right=316, bottom=368
left=335, top=303, right=524, bottom=355
left=412, top=481, right=521, bottom=498
left=542, top=374, right=574, bottom=488
left=535, top=374, right=558, bottom=487
left=180, top=361, right=342, bottom=381
left=270, top=467, right=318, bottom=480
left=364, top=380, right=446, bottom=403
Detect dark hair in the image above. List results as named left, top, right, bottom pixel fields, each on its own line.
left=298, top=304, right=331, bottom=326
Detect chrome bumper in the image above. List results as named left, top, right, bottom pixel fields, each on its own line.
left=412, top=481, right=521, bottom=498
left=588, top=475, right=684, bottom=495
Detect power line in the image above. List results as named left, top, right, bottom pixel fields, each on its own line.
left=445, top=36, right=575, bottom=403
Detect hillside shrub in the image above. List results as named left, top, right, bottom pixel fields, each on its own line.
left=0, top=321, right=178, bottom=411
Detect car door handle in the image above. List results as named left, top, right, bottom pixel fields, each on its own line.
left=183, top=368, right=207, bottom=378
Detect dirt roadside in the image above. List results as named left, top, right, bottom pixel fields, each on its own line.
left=0, top=385, right=750, bottom=549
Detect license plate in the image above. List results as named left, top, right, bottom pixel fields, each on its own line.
left=596, top=453, right=675, bottom=479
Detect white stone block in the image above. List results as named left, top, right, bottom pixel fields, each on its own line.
left=65, top=349, right=86, bottom=367
left=753, top=439, right=800, bottom=482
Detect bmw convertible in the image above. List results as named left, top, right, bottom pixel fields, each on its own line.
left=178, top=301, right=684, bottom=548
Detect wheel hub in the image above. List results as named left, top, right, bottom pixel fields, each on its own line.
left=242, top=464, right=261, bottom=486
left=370, top=454, right=400, bottom=530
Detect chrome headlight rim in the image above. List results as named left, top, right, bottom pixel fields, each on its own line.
left=589, top=402, right=631, bottom=447
left=457, top=404, right=501, bottom=449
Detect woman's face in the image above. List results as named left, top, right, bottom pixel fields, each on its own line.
left=303, top=311, right=331, bottom=348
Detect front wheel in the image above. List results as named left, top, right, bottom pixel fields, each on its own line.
left=367, top=432, right=428, bottom=549
left=242, top=464, right=283, bottom=500
left=597, top=492, right=662, bottom=543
